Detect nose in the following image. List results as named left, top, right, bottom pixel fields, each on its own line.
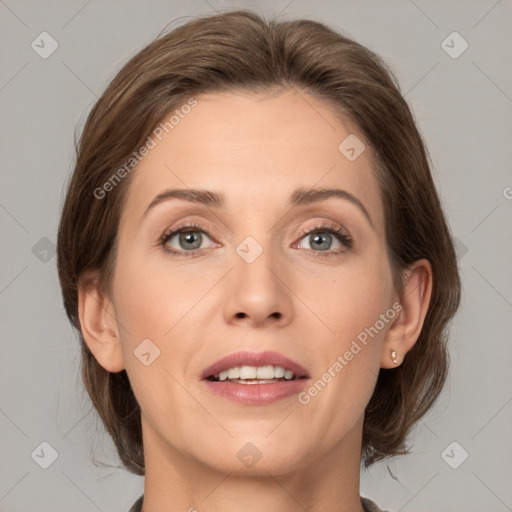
left=223, top=244, right=294, bottom=329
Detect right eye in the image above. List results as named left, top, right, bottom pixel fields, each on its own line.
left=160, top=222, right=216, bottom=257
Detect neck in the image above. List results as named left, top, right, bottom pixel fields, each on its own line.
left=140, top=416, right=366, bottom=512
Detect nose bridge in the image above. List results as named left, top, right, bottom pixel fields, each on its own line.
left=223, top=226, right=293, bottom=326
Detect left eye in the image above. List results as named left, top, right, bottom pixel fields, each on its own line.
left=160, top=222, right=352, bottom=257
left=295, top=227, right=350, bottom=252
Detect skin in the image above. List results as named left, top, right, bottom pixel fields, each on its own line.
left=78, top=88, right=432, bottom=512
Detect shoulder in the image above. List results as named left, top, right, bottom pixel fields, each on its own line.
left=361, top=496, right=390, bottom=512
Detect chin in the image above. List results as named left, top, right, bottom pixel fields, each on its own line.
left=192, top=436, right=311, bottom=477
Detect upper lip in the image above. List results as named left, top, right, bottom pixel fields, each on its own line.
left=201, top=350, right=310, bottom=380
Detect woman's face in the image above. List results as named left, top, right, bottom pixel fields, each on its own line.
left=108, top=88, right=397, bottom=475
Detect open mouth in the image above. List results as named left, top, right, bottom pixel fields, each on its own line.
left=206, top=365, right=307, bottom=384
left=200, top=350, right=310, bottom=403
left=201, top=354, right=310, bottom=404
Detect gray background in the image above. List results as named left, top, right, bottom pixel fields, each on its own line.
left=1, top=0, right=511, bottom=511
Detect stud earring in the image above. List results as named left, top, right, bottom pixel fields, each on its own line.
left=391, top=349, right=398, bottom=365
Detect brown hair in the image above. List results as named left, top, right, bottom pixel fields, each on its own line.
left=56, top=8, right=461, bottom=473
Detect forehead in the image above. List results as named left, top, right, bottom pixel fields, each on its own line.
left=120, top=89, right=384, bottom=234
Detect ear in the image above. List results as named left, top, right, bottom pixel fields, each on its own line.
left=78, top=270, right=125, bottom=373
left=380, top=258, right=433, bottom=368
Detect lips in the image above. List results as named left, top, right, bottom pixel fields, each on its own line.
left=200, top=350, right=310, bottom=405
left=201, top=350, right=310, bottom=381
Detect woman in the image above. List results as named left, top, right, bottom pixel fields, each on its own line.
left=56, top=9, right=461, bottom=512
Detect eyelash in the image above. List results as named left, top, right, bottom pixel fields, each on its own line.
left=298, top=222, right=353, bottom=257
left=159, top=221, right=353, bottom=259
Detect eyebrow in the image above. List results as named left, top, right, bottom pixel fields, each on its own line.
left=142, top=186, right=374, bottom=228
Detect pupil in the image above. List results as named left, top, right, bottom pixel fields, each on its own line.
left=311, top=232, right=331, bottom=250
left=181, top=232, right=201, bottom=250
left=178, top=231, right=332, bottom=251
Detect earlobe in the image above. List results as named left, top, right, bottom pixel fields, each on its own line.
left=78, top=271, right=125, bottom=373
left=381, top=259, right=433, bottom=369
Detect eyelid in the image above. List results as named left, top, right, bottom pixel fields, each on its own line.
left=294, top=221, right=353, bottom=252
left=158, top=218, right=353, bottom=257
left=159, top=220, right=215, bottom=246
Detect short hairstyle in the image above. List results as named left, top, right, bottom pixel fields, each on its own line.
left=56, top=9, right=461, bottom=474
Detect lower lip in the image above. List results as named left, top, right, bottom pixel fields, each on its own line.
left=202, top=378, right=309, bottom=404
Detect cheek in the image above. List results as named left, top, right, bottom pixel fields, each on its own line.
left=317, top=256, right=394, bottom=343
left=295, top=260, right=393, bottom=437
left=111, top=250, right=201, bottom=430
left=113, top=248, right=201, bottom=335
left=110, top=249, right=178, bottom=377
left=112, top=248, right=221, bottom=382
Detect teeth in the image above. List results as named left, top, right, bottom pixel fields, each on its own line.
left=232, top=379, right=280, bottom=385
left=239, top=365, right=257, bottom=379
left=274, top=366, right=285, bottom=378
left=216, top=365, right=295, bottom=381
left=227, top=368, right=239, bottom=379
